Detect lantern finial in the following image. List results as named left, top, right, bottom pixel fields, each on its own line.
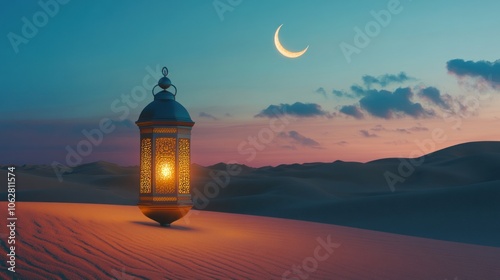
left=158, top=67, right=171, bottom=90
left=153, top=66, right=177, bottom=98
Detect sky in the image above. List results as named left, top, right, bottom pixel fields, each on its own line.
left=1, top=0, right=500, bottom=168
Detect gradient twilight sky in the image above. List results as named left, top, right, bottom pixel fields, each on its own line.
left=1, top=0, right=500, bottom=167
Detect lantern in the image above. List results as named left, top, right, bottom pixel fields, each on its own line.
left=136, top=66, right=194, bottom=226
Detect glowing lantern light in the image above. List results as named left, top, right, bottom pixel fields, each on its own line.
left=136, top=66, right=194, bottom=226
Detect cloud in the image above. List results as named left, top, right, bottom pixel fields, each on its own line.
left=408, top=125, right=429, bottom=132
left=199, top=112, right=218, bottom=120
left=385, top=139, right=409, bottom=145
left=371, top=125, right=408, bottom=134
left=394, top=128, right=411, bottom=134
left=350, top=85, right=365, bottom=96
left=370, top=124, right=427, bottom=134
left=111, top=119, right=134, bottom=128
left=447, top=59, right=500, bottom=88
left=255, top=102, right=330, bottom=118
left=418, top=86, right=450, bottom=109
left=339, top=105, right=364, bottom=119
left=362, top=72, right=412, bottom=88
left=335, top=141, right=348, bottom=146
left=371, top=124, right=385, bottom=132
left=332, top=89, right=356, bottom=98
left=280, top=145, right=297, bottom=150
left=330, top=72, right=411, bottom=99
left=359, top=87, right=431, bottom=119
left=330, top=73, right=454, bottom=119
left=315, top=87, right=327, bottom=98
left=359, top=130, right=378, bottom=138
left=331, top=72, right=412, bottom=99
left=332, top=89, right=345, bottom=97
left=278, top=130, right=322, bottom=148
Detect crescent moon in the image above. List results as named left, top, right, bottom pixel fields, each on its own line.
left=274, top=24, right=309, bottom=58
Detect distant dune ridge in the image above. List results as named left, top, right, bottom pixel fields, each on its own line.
left=1, top=141, right=500, bottom=247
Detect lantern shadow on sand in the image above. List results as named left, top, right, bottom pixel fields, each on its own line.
left=136, top=67, right=194, bottom=227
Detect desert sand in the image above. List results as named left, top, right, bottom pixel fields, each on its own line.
left=1, top=141, right=499, bottom=278
left=1, top=202, right=499, bottom=279
left=4, top=141, right=500, bottom=247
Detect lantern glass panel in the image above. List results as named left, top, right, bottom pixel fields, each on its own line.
left=140, top=138, right=152, bottom=194
left=155, top=137, right=176, bottom=194
left=178, top=138, right=190, bottom=194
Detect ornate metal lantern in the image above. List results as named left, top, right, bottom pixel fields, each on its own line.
left=136, top=67, right=194, bottom=226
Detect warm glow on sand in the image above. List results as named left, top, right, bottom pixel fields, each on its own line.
left=4, top=202, right=500, bottom=279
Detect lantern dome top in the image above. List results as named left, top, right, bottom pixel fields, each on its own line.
left=136, top=67, right=194, bottom=125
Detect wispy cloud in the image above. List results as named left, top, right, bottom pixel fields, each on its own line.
left=332, top=89, right=355, bottom=98
left=394, top=128, right=411, bottom=134
left=255, top=102, right=330, bottom=118
left=385, top=139, right=409, bottom=145
left=370, top=124, right=385, bottom=132
left=370, top=124, right=429, bottom=134
left=359, top=130, right=378, bottom=138
left=315, top=87, right=327, bottom=98
left=278, top=130, right=322, bottom=149
left=199, top=112, right=218, bottom=120
left=112, top=119, right=134, bottom=128
left=362, top=72, right=412, bottom=88
left=408, top=125, right=429, bottom=132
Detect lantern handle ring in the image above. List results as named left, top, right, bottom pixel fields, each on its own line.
left=151, top=84, right=159, bottom=96
left=170, top=84, right=177, bottom=96
left=151, top=84, right=178, bottom=97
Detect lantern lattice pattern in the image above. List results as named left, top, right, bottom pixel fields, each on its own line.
left=154, top=128, right=177, bottom=134
left=178, top=138, right=190, bottom=194
left=140, top=138, right=152, bottom=194
left=153, top=197, right=178, bottom=202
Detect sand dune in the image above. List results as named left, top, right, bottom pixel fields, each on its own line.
left=191, top=142, right=500, bottom=247
left=1, top=202, right=499, bottom=279
left=2, top=141, right=500, bottom=247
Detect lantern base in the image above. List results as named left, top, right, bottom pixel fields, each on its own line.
left=138, top=203, right=192, bottom=226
